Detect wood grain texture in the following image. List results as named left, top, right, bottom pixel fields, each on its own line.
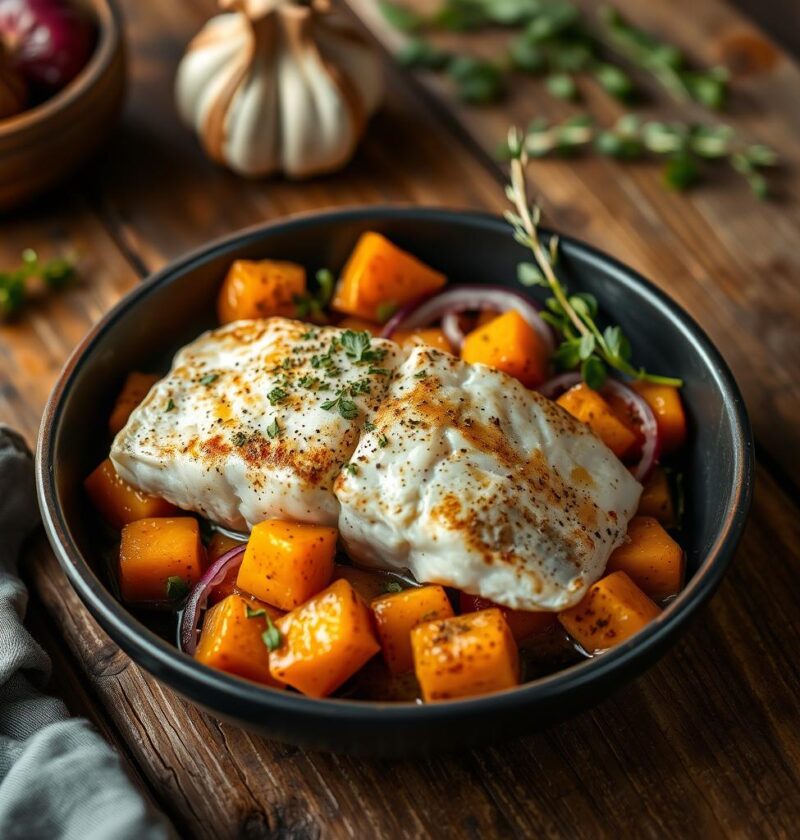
left=0, top=0, right=797, bottom=836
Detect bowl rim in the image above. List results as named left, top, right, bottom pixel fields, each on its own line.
left=36, top=205, right=754, bottom=724
left=0, top=0, right=121, bottom=137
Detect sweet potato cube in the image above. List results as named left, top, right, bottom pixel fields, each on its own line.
left=269, top=579, right=380, bottom=697
left=632, top=382, right=686, bottom=453
left=392, top=327, right=452, bottom=354
left=606, top=516, right=684, bottom=601
left=461, top=310, right=548, bottom=388
left=119, top=517, right=204, bottom=603
left=458, top=592, right=556, bottom=641
left=331, top=232, right=446, bottom=321
left=236, top=520, right=336, bottom=610
left=411, top=608, right=520, bottom=702
left=108, top=372, right=159, bottom=435
left=558, top=570, right=661, bottom=653
left=557, top=383, right=637, bottom=458
left=371, top=585, right=455, bottom=674
left=637, top=467, right=675, bottom=525
left=85, top=459, right=177, bottom=529
left=195, top=593, right=284, bottom=688
left=217, top=259, right=306, bottom=324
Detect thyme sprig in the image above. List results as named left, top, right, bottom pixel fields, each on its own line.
left=503, top=114, right=778, bottom=197
left=504, top=127, right=682, bottom=388
left=0, top=249, right=76, bottom=319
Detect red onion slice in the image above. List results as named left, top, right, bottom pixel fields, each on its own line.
left=381, top=285, right=554, bottom=354
left=179, top=544, right=246, bottom=655
left=538, top=373, right=661, bottom=481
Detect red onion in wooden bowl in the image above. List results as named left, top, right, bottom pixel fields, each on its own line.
left=0, top=0, right=95, bottom=94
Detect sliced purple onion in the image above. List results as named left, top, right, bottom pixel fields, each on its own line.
left=179, top=544, right=246, bottom=655
left=381, top=285, right=554, bottom=354
left=538, top=373, right=661, bottom=481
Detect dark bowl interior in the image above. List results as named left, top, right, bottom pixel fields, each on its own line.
left=36, top=207, right=753, bottom=755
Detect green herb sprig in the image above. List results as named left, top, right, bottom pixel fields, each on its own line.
left=165, top=576, right=189, bottom=602
left=504, top=127, right=681, bottom=389
left=294, top=268, right=335, bottom=320
left=503, top=114, right=778, bottom=197
left=0, top=249, right=77, bottom=319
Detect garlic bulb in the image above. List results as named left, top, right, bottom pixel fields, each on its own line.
left=175, top=0, right=383, bottom=179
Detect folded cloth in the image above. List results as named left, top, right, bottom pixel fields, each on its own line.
left=0, top=426, right=173, bottom=840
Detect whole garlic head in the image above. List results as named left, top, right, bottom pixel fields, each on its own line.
left=175, top=0, right=383, bottom=179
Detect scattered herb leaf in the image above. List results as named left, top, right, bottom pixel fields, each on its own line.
left=200, top=373, right=219, bottom=386
left=262, top=615, right=282, bottom=652
left=165, top=576, right=189, bottom=601
left=245, top=605, right=267, bottom=619
left=383, top=581, right=403, bottom=594
left=266, top=418, right=281, bottom=439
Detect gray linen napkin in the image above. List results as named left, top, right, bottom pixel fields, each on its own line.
left=0, top=426, right=172, bottom=840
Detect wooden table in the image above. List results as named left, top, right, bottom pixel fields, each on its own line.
left=3, top=1, right=799, bottom=836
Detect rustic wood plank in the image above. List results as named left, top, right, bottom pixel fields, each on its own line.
left=349, top=0, right=800, bottom=483
left=0, top=0, right=798, bottom=837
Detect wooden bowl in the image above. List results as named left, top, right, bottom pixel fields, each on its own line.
left=0, top=0, right=126, bottom=211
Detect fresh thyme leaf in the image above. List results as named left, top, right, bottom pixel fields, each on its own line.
left=262, top=615, right=282, bottom=652
left=383, top=581, right=403, bottom=594
left=165, top=399, right=175, bottom=412
left=299, top=374, right=322, bottom=390
left=338, top=399, right=359, bottom=420
left=503, top=127, right=683, bottom=388
left=245, top=605, right=267, bottom=619
left=345, top=463, right=359, bottom=476
left=199, top=373, right=219, bottom=386
left=268, top=387, right=288, bottom=405
left=377, top=433, right=389, bottom=448
left=165, top=576, right=189, bottom=601
left=363, top=421, right=376, bottom=432
left=341, top=330, right=387, bottom=365
left=266, top=418, right=281, bottom=439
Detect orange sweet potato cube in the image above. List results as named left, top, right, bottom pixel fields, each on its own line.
left=606, top=516, right=684, bottom=601
left=217, top=259, right=306, bottom=324
left=195, top=593, right=285, bottom=688
left=119, top=517, right=204, bottom=603
left=392, top=327, right=452, bottom=354
left=632, top=382, right=687, bottom=453
left=236, top=520, right=337, bottom=610
left=371, top=585, right=455, bottom=674
left=85, top=459, right=177, bottom=529
left=269, top=578, right=380, bottom=697
left=558, top=570, right=661, bottom=653
left=108, top=372, right=159, bottom=435
left=460, top=310, right=548, bottom=388
left=411, top=608, right=520, bottom=702
left=557, top=383, right=637, bottom=458
left=458, top=592, right=556, bottom=641
left=637, top=467, right=675, bottom=526
left=331, top=232, right=446, bottom=321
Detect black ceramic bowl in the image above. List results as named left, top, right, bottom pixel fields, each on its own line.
left=36, top=208, right=753, bottom=755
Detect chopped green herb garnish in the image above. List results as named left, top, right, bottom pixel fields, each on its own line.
left=321, top=391, right=359, bottom=420
left=368, top=367, right=392, bottom=377
left=245, top=605, right=267, bottom=619
left=299, top=374, right=322, bottom=390
left=200, top=373, right=219, bottom=386
left=377, top=433, right=389, bottom=448
left=344, top=463, right=359, bottom=476
left=268, top=387, right=288, bottom=405
left=350, top=379, right=372, bottom=396
left=266, top=418, right=281, bottom=439
left=165, top=576, right=189, bottom=601
left=301, top=329, right=318, bottom=341
left=165, top=399, right=175, bottom=412
left=341, top=330, right=387, bottom=365
left=262, top=615, right=282, bottom=651
left=383, top=581, right=403, bottom=594
left=414, top=369, right=429, bottom=379
left=363, top=421, right=376, bottom=432
left=232, top=431, right=248, bottom=447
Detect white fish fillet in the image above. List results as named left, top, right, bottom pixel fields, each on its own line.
left=334, top=347, right=642, bottom=611
left=111, top=318, right=404, bottom=530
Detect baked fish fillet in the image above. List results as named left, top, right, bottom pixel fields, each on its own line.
left=334, top=346, right=642, bottom=611
left=111, top=318, right=404, bottom=530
